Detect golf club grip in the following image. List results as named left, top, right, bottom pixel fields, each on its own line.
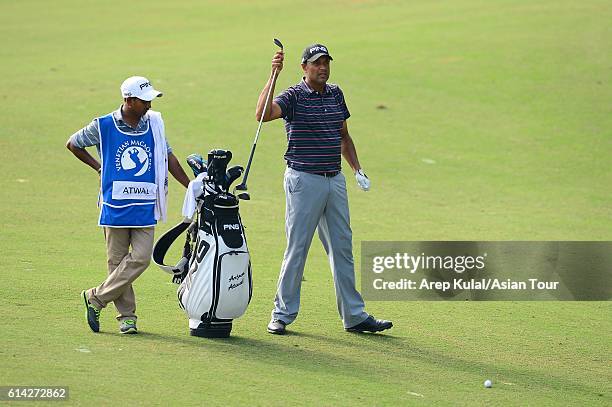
left=241, top=68, right=277, bottom=186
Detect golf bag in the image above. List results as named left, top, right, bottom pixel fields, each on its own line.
left=152, top=149, right=252, bottom=338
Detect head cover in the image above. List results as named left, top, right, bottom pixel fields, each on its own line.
left=186, top=154, right=207, bottom=177
left=301, top=44, right=333, bottom=63
left=120, top=76, right=163, bottom=101
left=207, top=149, right=232, bottom=191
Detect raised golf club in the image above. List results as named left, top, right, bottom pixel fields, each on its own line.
left=235, top=38, right=284, bottom=200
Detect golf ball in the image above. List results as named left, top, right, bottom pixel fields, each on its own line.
left=484, top=379, right=492, bottom=388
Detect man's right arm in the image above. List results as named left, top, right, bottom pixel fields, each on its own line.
left=66, top=120, right=102, bottom=174
left=255, top=50, right=285, bottom=122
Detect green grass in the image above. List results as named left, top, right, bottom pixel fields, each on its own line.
left=1, top=0, right=611, bottom=405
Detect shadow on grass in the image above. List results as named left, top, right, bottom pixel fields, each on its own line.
left=136, top=330, right=403, bottom=384
left=352, top=333, right=606, bottom=399
left=134, top=330, right=605, bottom=399
left=288, top=329, right=405, bottom=347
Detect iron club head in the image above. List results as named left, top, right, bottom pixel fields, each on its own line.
left=234, top=184, right=250, bottom=200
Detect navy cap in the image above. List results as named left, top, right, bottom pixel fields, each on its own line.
left=301, top=44, right=333, bottom=63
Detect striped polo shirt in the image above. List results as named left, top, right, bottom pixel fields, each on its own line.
left=274, top=78, right=350, bottom=173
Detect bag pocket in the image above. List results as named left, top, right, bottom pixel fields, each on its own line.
left=214, top=251, right=251, bottom=320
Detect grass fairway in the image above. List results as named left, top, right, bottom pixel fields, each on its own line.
left=1, top=0, right=611, bottom=405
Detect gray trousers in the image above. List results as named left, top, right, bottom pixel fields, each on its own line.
left=272, top=168, right=369, bottom=328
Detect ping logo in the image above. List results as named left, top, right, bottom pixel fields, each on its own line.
left=139, top=81, right=151, bottom=90
left=310, top=46, right=328, bottom=54
left=223, top=224, right=240, bottom=231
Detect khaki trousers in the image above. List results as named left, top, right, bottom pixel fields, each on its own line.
left=87, top=227, right=154, bottom=321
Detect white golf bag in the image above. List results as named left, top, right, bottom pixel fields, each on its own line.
left=152, top=150, right=252, bottom=338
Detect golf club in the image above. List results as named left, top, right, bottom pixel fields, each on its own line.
left=224, top=165, right=244, bottom=191
left=235, top=38, right=284, bottom=200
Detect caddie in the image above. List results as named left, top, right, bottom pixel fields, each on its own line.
left=255, top=43, right=393, bottom=334
left=66, top=76, right=190, bottom=334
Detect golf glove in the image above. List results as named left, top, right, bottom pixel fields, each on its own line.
left=355, top=169, right=370, bottom=191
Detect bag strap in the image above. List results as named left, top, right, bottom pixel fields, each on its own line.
left=152, top=218, right=194, bottom=282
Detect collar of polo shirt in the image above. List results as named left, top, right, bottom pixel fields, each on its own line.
left=115, top=105, right=148, bottom=126
left=300, top=77, right=330, bottom=95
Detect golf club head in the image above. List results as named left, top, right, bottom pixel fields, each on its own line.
left=236, top=191, right=250, bottom=200
left=224, top=165, right=244, bottom=190
left=186, top=153, right=206, bottom=177
left=274, top=38, right=283, bottom=49
left=234, top=183, right=250, bottom=200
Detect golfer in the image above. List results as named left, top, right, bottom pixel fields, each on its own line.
left=255, top=44, right=393, bottom=334
left=66, top=76, right=190, bottom=334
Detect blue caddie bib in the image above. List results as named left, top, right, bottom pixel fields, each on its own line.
left=98, top=113, right=157, bottom=227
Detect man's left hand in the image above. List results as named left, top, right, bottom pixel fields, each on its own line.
left=355, top=169, right=370, bottom=191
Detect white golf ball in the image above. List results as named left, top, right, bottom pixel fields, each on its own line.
left=484, top=379, right=492, bottom=388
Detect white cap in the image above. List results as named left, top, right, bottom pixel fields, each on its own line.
left=120, top=76, right=163, bottom=101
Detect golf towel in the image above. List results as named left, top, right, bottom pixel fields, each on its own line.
left=148, top=111, right=169, bottom=222
left=182, top=172, right=207, bottom=219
